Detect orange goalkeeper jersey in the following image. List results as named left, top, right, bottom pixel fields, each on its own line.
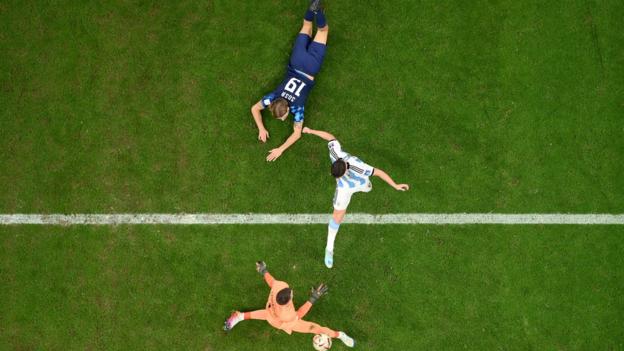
left=264, top=275, right=299, bottom=334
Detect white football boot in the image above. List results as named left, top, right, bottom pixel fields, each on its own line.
left=223, top=311, right=243, bottom=331
left=338, top=331, right=355, bottom=347
left=324, top=249, right=334, bottom=268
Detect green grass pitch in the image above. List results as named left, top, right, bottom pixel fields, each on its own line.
left=1, top=0, right=623, bottom=350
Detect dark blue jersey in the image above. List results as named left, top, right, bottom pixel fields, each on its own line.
left=261, top=65, right=315, bottom=123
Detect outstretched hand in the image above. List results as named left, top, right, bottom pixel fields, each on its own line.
left=258, top=129, right=269, bottom=143
left=266, top=148, right=283, bottom=162
left=256, top=261, right=268, bottom=275
left=309, top=283, right=328, bottom=304
left=395, top=184, right=410, bottom=191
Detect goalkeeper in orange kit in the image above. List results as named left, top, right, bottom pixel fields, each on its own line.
left=223, top=261, right=355, bottom=348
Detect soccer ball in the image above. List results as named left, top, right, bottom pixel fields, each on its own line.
left=312, top=334, right=332, bottom=350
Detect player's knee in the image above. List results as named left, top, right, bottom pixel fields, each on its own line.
left=300, top=22, right=313, bottom=34
left=332, top=211, right=345, bottom=224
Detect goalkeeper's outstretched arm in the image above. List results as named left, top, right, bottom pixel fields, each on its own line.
left=256, top=261, right=274, bottom=287
left=297, top=283, right=328, bottom=318
left=302, top=127, right=335, bottom=141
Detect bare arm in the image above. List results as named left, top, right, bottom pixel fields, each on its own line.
left=263, top=272, right=275, bottom=288
left=373, top=168, right=410, bottom=191
left=251, top=101, right=269, bottom=143
left=266, top=124, right=302, bottom=161
left=302, top=127, right=335, bottom=141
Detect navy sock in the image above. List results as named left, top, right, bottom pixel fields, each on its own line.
left=304, top=10, right=314, bottom=22
left=316, top=10, right=327, bottom=28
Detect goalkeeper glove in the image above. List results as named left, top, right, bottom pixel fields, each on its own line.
left=256, top=261, right=268, bottom=275
left=308, top=283, right=328, bottom=304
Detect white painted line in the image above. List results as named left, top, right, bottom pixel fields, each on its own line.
left=0, top=213, right=623, bottom=225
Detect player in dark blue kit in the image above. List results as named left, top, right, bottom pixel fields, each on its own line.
left=251, top=0, right=329, bottom=162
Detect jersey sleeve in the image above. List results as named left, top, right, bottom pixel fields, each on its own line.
left=263, top=272, right=275, bottom=287
left=349, top=159, right=375, bottom=177
left=296, top=301, right=313, bottom=318
left=328, top=139, right=348, bottom=162
left=261, top=93, right=276, bottom=108
left=291, top=106, right=304, bottom=123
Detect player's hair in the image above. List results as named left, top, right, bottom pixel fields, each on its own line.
left=276, top=288, right=292, bottom=305
left=331, top=159, right=347, bottom=178
left=269, top=98, right=289, bottom=119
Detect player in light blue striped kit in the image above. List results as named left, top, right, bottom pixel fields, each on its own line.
left=303, top=127, right=410, bottom=268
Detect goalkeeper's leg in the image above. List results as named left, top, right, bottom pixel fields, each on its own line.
left=244, top=310, right=268, bottom=320
left=292, top=321, right=355, bottom=348
left=291, top=320, right=338, bottom=337
left=224, top=309, right=267, bottom=331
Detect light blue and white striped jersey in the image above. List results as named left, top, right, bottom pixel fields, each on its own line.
left=328, top=140, right=375, bottom=189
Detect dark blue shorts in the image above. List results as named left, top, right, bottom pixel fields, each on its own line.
left=289, top=33, right=327, bottom=76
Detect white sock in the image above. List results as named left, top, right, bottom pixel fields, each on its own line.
left=230, top=312, right=244, bottom=327
left=326, top=219, right=340, bottom=252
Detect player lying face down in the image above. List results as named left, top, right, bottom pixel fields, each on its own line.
left=224, top=261, right=355, bottom=348
left=250, top=0, right=329, bottom=162
left=303, top=127, right=410, bottom=268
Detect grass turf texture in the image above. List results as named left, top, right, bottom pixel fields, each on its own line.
left=1, top=225, right=623, bottom=350
left=1, top=0, right=622, bottom=213
left=1, top=0, right=624, bottom=350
